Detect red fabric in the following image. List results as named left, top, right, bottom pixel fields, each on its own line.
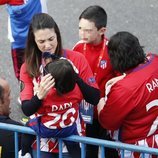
left=0, top=0, right=9, bottom=5
left=36, top=86, right=82, bottom=129
left=0, top=0, right=24, bottom=5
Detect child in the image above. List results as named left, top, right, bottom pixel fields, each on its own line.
left=19, top=59, right=82, bottom=158
left=73, top=5, right=118, bottom=158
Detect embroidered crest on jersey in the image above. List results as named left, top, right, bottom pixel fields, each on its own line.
left=100, top=60, right=107, bottom=69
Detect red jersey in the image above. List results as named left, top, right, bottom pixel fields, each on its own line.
left=20, top=49, right=98, bottom=153
left=73, top=37, right=116, bottom=97
left=99, top=54, right=158, bottom=158
left=35, top=85, right=82, bottom=130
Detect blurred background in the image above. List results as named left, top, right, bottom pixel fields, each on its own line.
left=0, top=0, right=158, bottom=121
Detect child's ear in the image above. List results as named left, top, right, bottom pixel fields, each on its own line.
left=99, top=27, right=106, bottom=36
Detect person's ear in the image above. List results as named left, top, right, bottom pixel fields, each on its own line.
left=99, top=27, right=106, bottom=36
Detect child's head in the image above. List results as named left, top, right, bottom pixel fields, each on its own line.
left=108, top=31, right=146, bottom=73
left=45, top=59, right=76, bottom=95
left=79, top=5, right=107, bottom=44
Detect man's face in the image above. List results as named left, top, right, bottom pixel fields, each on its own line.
left=79, top=18, right=103, bottom=44
left=0, top=81, right=11, bottom=116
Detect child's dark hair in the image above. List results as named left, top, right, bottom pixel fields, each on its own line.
left=108, top=31, right=146, bottom=73
left=79, top=5, right=107, bottom=30
left=45, top=59, right=76, bottom=95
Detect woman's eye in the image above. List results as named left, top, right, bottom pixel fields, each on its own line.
left=39, top=40, right=44, bottom=44
left=49, top=37, right=55, bottom=41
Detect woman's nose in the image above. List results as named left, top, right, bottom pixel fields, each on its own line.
left=44, top=41, right=52, bottom=49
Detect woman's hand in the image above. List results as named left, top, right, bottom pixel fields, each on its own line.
left=36, top=74, right=55, bottom=100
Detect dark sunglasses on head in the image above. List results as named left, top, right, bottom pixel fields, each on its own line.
left=42, top=52, right=60, bottom=76
left=42, top=52, right=60, bottom=60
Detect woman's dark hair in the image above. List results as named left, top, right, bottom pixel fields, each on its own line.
left=108, top=31, right=146, bottom=73
left=45, top=59, right=76, bottom=95
left=79, top=5, right=107, bottom=30
left=25, top=13, right=63, bottom=77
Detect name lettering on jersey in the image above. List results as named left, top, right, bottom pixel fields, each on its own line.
left=146, top=78, right=158, bottom=93
left=52, top=102, right=72, bottom=111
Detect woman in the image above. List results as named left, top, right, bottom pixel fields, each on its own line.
left=20, top=59, right=83, bottom=158
left=20, top=13, right=100, bottom=158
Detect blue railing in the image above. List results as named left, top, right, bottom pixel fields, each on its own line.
left=0, top=122, right=158, bottom=158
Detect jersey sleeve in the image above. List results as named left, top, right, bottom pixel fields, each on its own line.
left=72, top=41, right=83, bottom=53
left=20, top=63, right=34, bottom=101
left=99, top=84, right=135, bottom=131
left=0, top=0, right=8, bottom=5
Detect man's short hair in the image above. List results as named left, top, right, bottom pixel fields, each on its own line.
left=79, top=5, right=107, bottom=30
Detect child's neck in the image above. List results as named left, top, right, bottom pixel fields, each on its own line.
left=91, top=36, right=103, bottom=45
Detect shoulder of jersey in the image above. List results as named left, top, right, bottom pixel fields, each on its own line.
left=72, top=40, right=85, bottom=49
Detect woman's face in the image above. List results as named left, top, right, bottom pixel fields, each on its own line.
left=34, top=28, right=58, bottom=54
